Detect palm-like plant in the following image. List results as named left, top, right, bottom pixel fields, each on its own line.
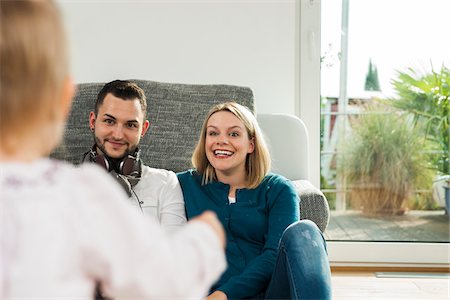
left=386, top=65, right=449, bottom=175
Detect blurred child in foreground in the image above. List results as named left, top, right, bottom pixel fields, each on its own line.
left=0, top=1, right=226, bottom=299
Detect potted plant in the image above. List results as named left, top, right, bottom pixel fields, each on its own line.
left=433, top=175, right=450, bottom=217
left=339, top=106, right=434, bottom=216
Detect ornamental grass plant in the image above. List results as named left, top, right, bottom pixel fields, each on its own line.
left=340, top=105, right=435, bottom=216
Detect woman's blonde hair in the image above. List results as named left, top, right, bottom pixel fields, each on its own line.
left=0, top=0, right=69, bottom=155
left=192, top=102, right=271, bottom=189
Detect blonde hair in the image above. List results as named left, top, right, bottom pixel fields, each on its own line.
left=0, top=0, right=69, bottom=155
left=192, top=102, right=271, bottom=189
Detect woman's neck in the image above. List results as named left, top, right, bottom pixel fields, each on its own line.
left=216, top=170, right=248, bottom=198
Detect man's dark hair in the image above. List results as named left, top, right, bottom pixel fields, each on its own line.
left=95, top=80, right=147, bottom=118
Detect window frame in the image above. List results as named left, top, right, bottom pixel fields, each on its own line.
left=297, top=0, right=450, bottom=267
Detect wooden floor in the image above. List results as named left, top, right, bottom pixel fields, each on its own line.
left=332, top=271, right=450, bottom=299
left=326, top=211, right=449, bottom=298
left=325, top=210, right=450, bottom=242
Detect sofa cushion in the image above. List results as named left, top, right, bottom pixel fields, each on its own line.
left=51, top=79, right=254, bottom=173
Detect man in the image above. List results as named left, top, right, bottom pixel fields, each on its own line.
left=82, top=80, right=186, bottom=233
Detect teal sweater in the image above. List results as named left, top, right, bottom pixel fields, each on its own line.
left=177, top=170, right=300, bottom=299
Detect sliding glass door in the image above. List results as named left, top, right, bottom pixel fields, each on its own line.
left=299, top=0, right=449, bottom=266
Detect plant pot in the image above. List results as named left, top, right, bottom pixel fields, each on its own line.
left=350, top=185, right=408, bottom=216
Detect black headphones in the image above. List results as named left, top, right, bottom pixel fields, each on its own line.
left=83, top=145, right=141, bottom=176
left=82, top=145, right=143, bottom=197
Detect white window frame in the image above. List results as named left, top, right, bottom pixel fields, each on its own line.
left=296, top=0, right=449, bottom=268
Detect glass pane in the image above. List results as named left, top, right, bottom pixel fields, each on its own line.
left=320, top=0, right=449, bottom=243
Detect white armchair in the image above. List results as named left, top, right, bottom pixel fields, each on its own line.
left=257, top=113, right=330, bottom=232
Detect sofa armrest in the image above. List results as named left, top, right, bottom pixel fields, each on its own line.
left=292, top=180, right=330, bottom=233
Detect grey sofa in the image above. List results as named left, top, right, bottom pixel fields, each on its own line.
left=51, top=79, right=329, bottom=232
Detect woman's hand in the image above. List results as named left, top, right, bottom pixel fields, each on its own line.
left=207, top=290, right=228, bottom=300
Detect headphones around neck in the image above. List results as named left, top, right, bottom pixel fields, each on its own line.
left=82, top=145, right=143, bottom=199
left=82, top=145, right=142, bottom=177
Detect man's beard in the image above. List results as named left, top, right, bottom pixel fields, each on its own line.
left=93, top=134, right=137, bottom=161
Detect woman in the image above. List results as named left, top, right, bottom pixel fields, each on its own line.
left=177, top=102, right=332, bottom=299
left=0, top=1, right=225, bottom=299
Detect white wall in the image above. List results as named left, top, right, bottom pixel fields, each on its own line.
left=59, top=0, right=296, bottom=114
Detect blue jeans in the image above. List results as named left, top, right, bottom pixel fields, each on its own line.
left=264, top=220, right=332, bottom=300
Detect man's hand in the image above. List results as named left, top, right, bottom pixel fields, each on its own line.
left=191, top=211, right=225, bottom=249
left=207, top=290, right=228, bottom=300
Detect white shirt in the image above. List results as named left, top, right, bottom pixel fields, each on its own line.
left=130, top=166, right=187, bottom=234
left=0, top=159, right=225, bottom=299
